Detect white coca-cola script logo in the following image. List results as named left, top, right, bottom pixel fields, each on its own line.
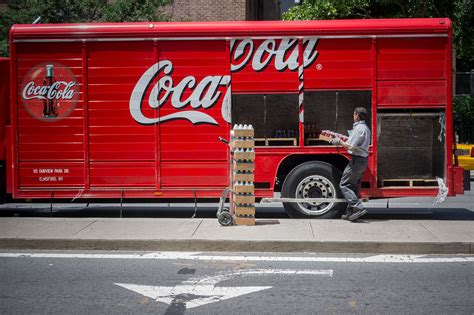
left=22, top=81, right=77, bottom=101
left=130, top=38, right=319, bottom=126
left=130, top=60, right=231, bottom=125
left=231, top=38, right=319, bottom=72
left=20, top=62, right=80, bottom=121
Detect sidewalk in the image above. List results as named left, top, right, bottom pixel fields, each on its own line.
left=0, top=217, right=473, bottom=254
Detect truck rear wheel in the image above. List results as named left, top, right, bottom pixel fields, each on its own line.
left=281, top=161, right=345, bottom=219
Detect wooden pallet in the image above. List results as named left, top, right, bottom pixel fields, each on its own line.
left=254, top=138, right=266, bottom=146
left=381, top=178, right=439, bottom=187
left=254, top=138, right=297, bottom=146
left=306, top=137, right=331, bottom=145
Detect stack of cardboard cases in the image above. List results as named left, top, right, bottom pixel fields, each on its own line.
left=231, top=125, right=256, bottom=225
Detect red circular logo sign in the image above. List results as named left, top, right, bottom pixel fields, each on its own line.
left=21, top=62, right=80, bottom=121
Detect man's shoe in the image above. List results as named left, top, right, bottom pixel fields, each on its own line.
left=348, top=209, right=367, bottom=221
left=341, top=207, right=353, bottom=220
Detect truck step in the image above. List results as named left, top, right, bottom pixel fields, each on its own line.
left=381, top=178, right=439, bottom=188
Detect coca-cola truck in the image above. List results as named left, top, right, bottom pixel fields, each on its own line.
left=0, top=18, right=465, bottom=218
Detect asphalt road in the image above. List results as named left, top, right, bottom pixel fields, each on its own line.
left=1, top=251, right=473, bottom=314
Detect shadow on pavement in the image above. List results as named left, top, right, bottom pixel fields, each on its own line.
left=256, top=219, right=281, bottom=225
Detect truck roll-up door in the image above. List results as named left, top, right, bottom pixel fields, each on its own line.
left=157, top=40, right=230, bottom=188
left=87, top=41, right=156, bottom=188
left=16, top=42, right=85, bottom=188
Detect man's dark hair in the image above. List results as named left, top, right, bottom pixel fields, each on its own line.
left=354, top=107, right=367, bottom=121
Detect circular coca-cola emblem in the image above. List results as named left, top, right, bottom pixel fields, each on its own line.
left=21, top=62, right=80, bottom=121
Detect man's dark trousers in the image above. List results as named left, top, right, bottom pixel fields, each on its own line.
left=340, top=155, right=368, bottom=211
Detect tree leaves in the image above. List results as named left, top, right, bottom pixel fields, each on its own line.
left=0, top=0, right=171, bottom=57
left=282, top=0, right=473, bottom=70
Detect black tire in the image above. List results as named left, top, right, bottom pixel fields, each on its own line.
left=218, top=211, right=233, bottom=226
left=281, top=161, right=345, bottom=219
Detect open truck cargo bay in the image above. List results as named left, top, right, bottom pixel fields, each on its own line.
left=1, top=18, right=465, bottom=218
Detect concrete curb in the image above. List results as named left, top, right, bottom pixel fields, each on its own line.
left=0, top=239, right=472, bottom=254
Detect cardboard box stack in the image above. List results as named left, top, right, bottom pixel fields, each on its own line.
left=231, top=124, right=256, bottom=226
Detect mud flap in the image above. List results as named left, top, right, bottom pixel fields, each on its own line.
left=464, top=170, right=471, bottom=191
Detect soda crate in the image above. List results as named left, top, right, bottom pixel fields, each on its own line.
left=231, top=129, right=254, bottom=138
left=233, top=183, right=255, bottom=194
left=231, top=139, right=254, bottom=149
left=233, top=194, right=255, bottom=204
left=234, top=216, right=255, bottom=226
left=233, top=150, right=255, bottom=161
left=233, top=172, right=254, bottom=182
left=233, top=161, right=255, bottom=172
left=234, top=206, right=256, bottom=216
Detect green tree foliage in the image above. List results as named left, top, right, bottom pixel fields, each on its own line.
left=0, top=0, right=170, bottom=57
left=454, top=96, right=474, bottom=143
left=451, top=0, right=473, bottom=70
left=283, top=0, right=473, bottom=70
left=282, top=0, right=372, bottom=20
left=103, top=0, right=170, bottom=22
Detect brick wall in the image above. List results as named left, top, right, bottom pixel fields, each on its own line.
left=171, top=0, right=246, bottom=21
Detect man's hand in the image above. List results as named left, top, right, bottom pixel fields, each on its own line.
left=330, top=137, right=341, bottom=145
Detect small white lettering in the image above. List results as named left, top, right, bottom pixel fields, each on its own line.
left=35, top=168, right=70, bottom=180
left=39, top=177, right=57, bottom=182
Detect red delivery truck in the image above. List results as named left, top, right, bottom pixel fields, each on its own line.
left=1, top=18, right=465, bottom=218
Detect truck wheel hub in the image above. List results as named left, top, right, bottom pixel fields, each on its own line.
left=295, top=175, right=336, bottom=216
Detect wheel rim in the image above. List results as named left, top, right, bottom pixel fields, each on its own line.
left=295, top=175, right=336, bottom=216
left=218, top=212, right=233, bottom=226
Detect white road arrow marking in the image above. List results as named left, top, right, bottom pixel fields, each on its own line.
left=115, top=283, right=270, bottom=309
left=115, top=269, right=332, bottom=309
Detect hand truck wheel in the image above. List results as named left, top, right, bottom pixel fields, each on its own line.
left=217, top=207, right=229, bottom=218
left=218, top=211, right=233, bottom=226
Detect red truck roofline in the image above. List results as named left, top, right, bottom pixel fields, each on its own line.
left=11, top=18, right=451, bottom=40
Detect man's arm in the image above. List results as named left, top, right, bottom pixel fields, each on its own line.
left=331, top=127, right=368, bottom=153
left=330, top=137, right=353, bottom=151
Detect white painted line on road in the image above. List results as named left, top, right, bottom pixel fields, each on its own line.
left=184, top=269, right=333, bottom=286
left=0, top=252, right=473, bottom=263
left=116, top=268, right=332, bottom=309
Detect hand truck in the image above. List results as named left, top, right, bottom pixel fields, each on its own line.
left=216, top=136, right=234, bottom=226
